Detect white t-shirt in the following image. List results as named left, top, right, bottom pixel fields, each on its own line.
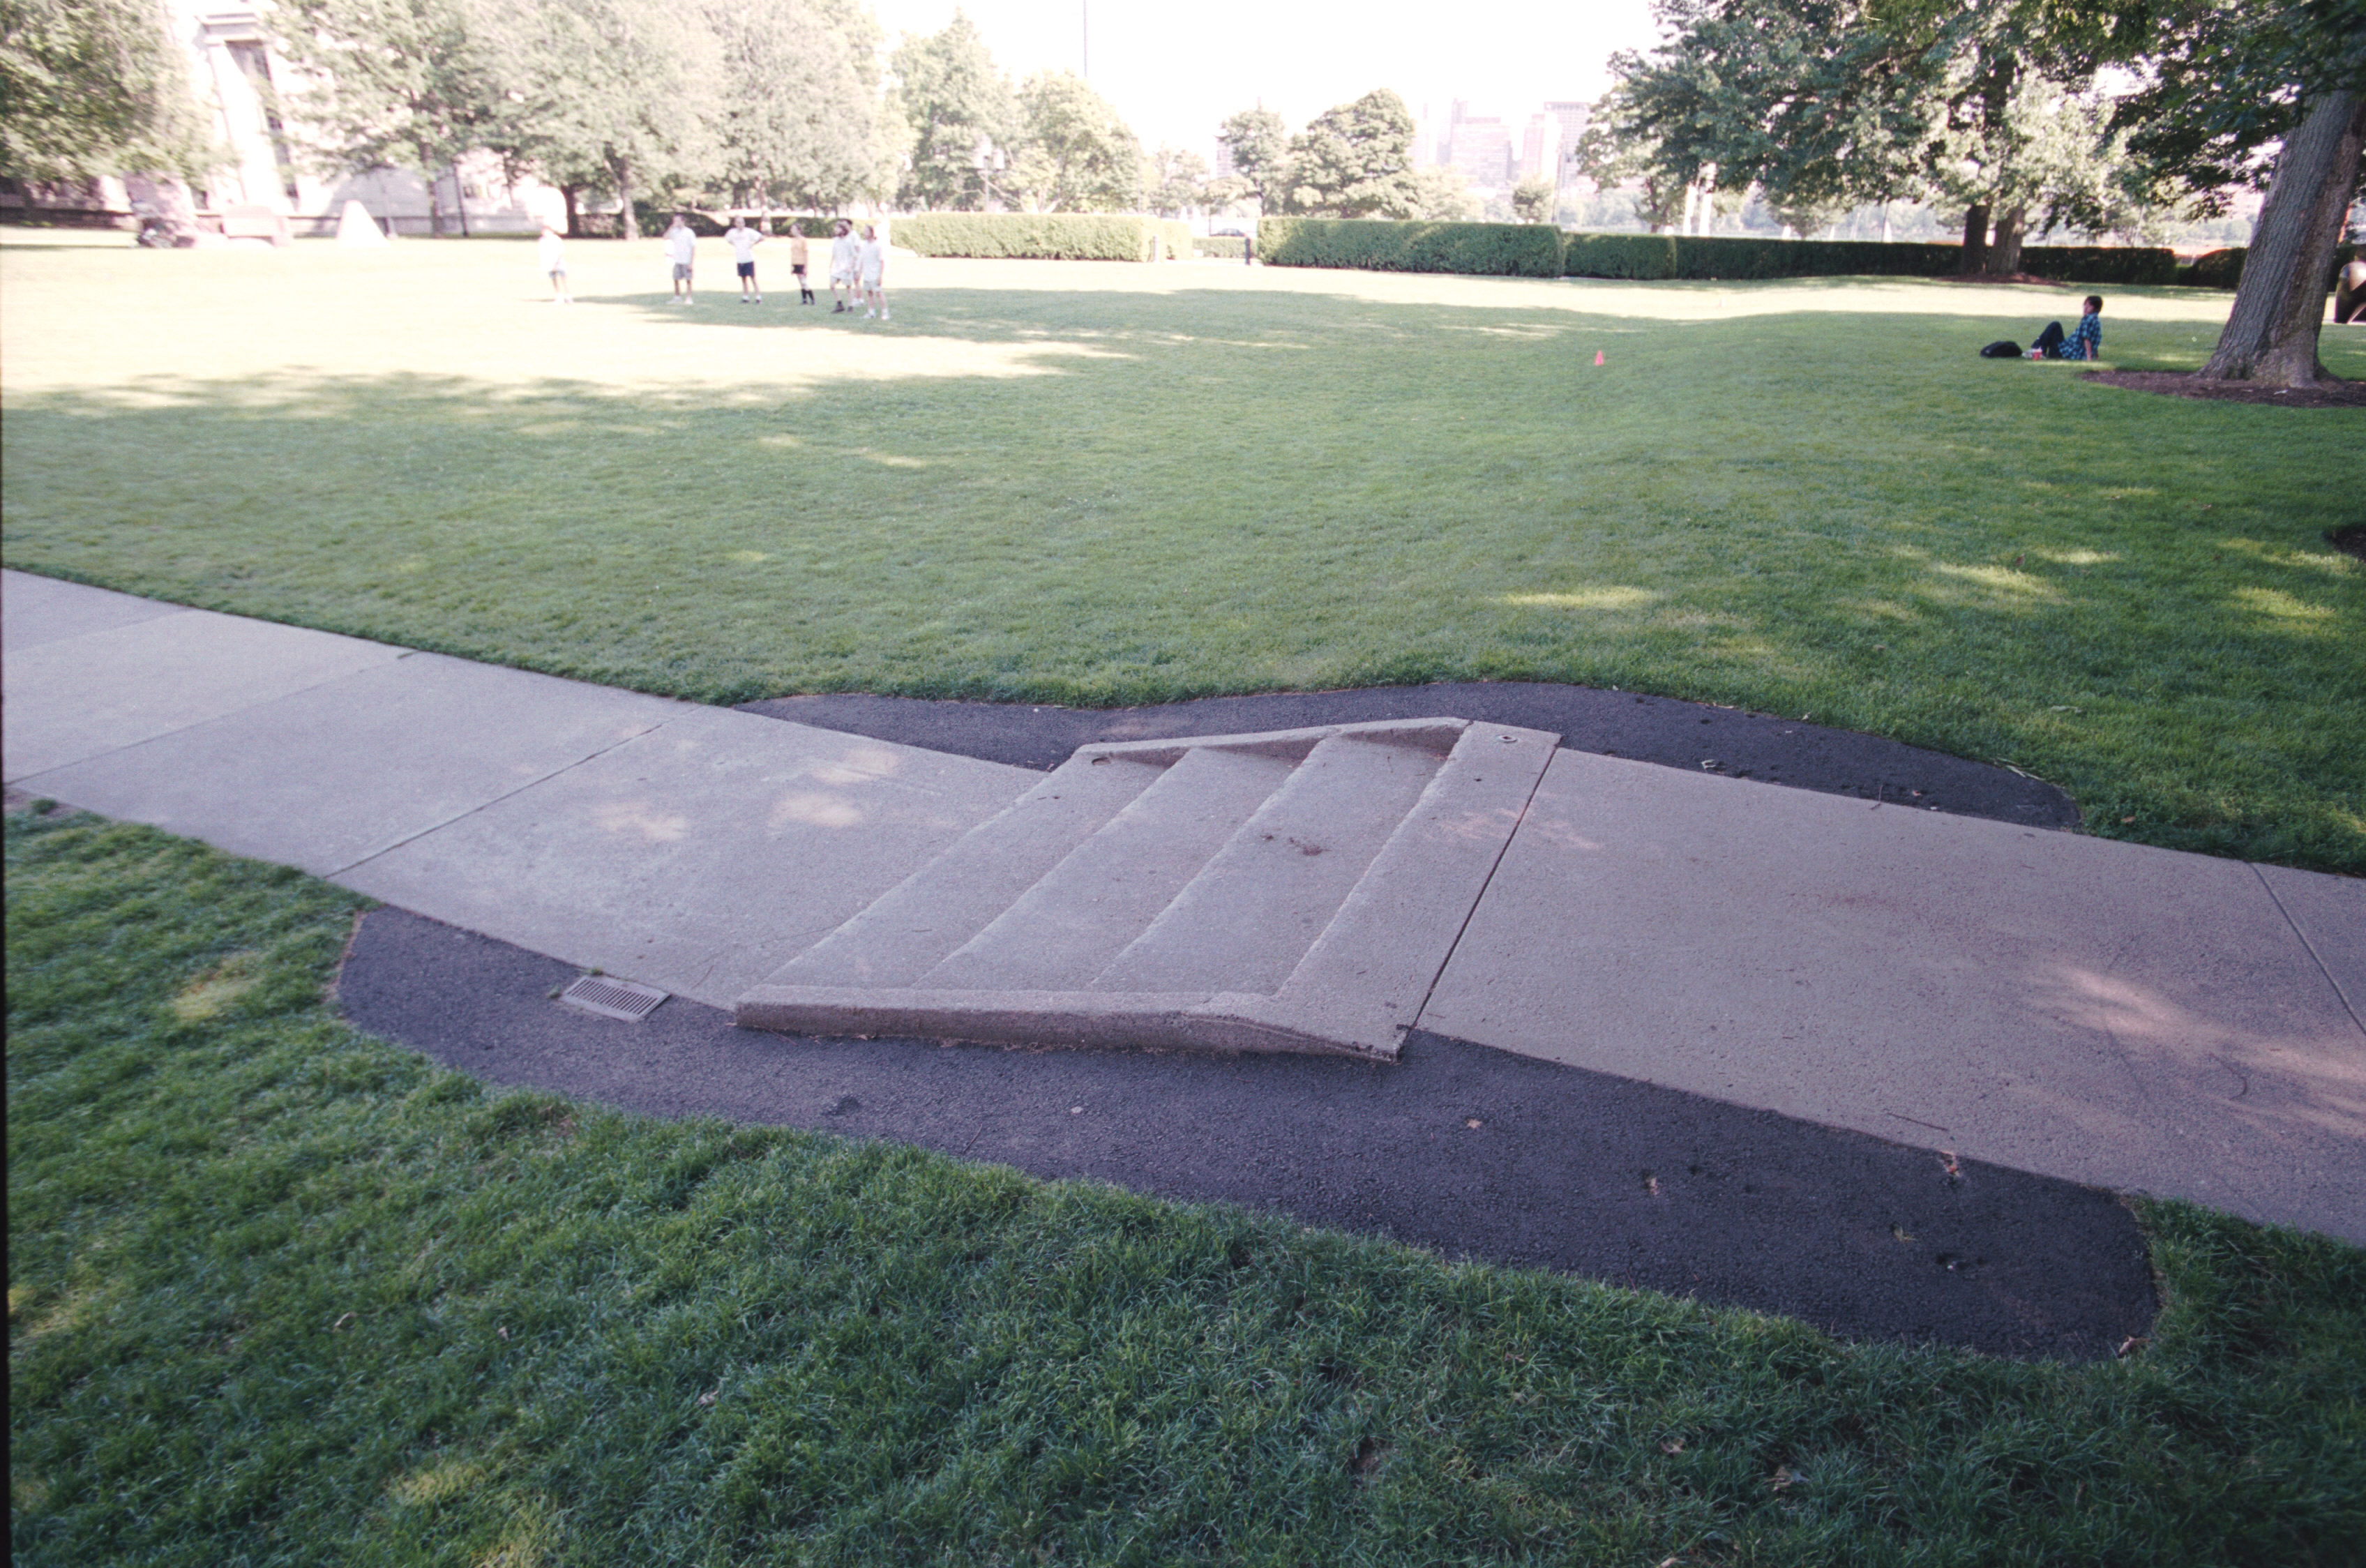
left=725, top=226, right=763, bottom=263
left=538, top=228, right=565, bottom=271
left=857, top=238, right=885, bottom=281
left=829, top=234, right=858, bottom=277
left=665, top=225, right=697, bottom=266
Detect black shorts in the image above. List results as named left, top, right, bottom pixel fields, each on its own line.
left=791, top=264, right=806, bottom=276
left=736, top=261, right=756, bottom=278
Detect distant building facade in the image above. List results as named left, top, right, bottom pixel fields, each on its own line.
left=1440, top=101, right=1514, bottom=193
left=3, top=0, right=568, bottom=233
left=165, top=0, right=562, bottom=233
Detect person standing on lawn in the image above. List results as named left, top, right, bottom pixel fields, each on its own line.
left=789, top=228, right=813, bottom=303
left=724, top=215, right=766, bottom=302
left=858, top=223, right=888, bottom=319
left=665, top=213, right=698, bottom=304
left=538, top=216, right=571, bottom=304
left=2028, top=296, right=2102, bottom=360
left=828, top=218, right=857, bottom=312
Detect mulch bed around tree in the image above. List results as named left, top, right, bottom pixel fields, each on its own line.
left=2326, top=523, right=2366, bottom=562
left=2082, top=369, right=2366, bottom=407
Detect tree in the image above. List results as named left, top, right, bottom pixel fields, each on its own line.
left=490, top=0, right=718, bottom=237
left=271, top=0, right=511, bottom=234
left=1410, top=165, right=1480, bottom=220
left=0, top=0, right=217, bottom=181
left=1599, top=0, right=2107, bottom=270
left=2105, top=0, right=2366, bottom=384
left=1511, top=176, right=1555, bottom=223
left=1007, top=69, right=1138, bottom=211
left=705, top=0, right=882, bottom=213
left=1569, top=91, right=1689, bottom=232
left=1145, top=142, right=1207, bottom=218
left=889, top=11, right=1011, bottom=211
left=1280, top=89, right=1420, bottom=218
left=1216, top=105, right=1286, bottom=212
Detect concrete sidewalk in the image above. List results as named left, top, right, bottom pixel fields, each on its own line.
left=6, top=568, right=2361, bottom=1244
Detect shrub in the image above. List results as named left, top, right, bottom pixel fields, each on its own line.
left=2019, top=245, right=2179, bottom=285
left=631, top=202, right=726, bottom=237
left=1154, top=218, right=1193, bottom=262
left=1664, top=234, right=1962, bottom=279
left=1256, top=217, right=1564, bottom=276
left=2173, top=243, right=2361, bottom=290
left=2180, top=248, right=2244, bottom=289
left=889, top=213, right=1174, bottom=261
left=1194, top=235, right=1247, bottom=259
left=1560, top=232, right=1680, bottom=280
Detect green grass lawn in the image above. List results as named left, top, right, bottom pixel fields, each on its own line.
left=2, top=234, right=2359, bottom=870
left=10, top=807, right=2366, bottom=1566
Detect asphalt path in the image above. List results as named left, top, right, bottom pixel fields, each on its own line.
left=341, top=903, right=2156, bottom=1362
left=741, top=682, right=2081, bottom=829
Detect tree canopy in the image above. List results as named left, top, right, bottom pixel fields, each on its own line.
left=705, top=0, right=887, bottom=213
left=0, top=0, right=216, bottom=181
left=1216, top=106, right=1286, bottom=211
left=889, top=12, right=1012, bottom=211
left=271, top=0, right=515, bottom=234
left=1008, top=70, right=1140, bottom=212
left=1279, top=89, right=1420, bottom=218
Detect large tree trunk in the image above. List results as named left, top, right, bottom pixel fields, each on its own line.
left=422, top=163, right=445, bottom=236
left=614, top=159, right=636, bottom=238
left=1959, top=202, right=1989, bottom=275
left=2202, top=90, right=2366, bottom=386
left=1985, top=202, right=2026, bottom=276
left=561, top=183, right=582, bottom=238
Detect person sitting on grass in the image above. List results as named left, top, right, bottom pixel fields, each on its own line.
left=2028, top=296, right=2103, bottom=361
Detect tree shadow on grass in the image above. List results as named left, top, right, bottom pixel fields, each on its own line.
left=3, top=283, right=2360, bottom=870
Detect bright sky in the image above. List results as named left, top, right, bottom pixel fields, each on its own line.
left=866, top=0, right=1666, bottom=156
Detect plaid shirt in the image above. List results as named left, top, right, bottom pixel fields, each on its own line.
left=2063, top=312, right=2102, bottom=361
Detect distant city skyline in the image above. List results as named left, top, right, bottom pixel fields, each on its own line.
left=865, top=0, right=1664, bottom=158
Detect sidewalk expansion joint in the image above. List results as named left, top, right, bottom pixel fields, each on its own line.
left=2252, top=863, right=2365, bottom=1040
left=1403, top=739, right=1560, bottom=1041
left=326, top=718, right=667, bottom=879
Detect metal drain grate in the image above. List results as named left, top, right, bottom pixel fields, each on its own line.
left=558, top=974, right=669, bottom=1022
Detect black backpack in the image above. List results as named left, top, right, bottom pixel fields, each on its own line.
left=1980, top=340, right=2024, bottom=358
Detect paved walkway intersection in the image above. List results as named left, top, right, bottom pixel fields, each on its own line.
left=6, top=567, right=2360, bottom=1246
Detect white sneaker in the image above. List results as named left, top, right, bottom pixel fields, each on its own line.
left=864, top=309, right=875, bottom=319
left=880, top=309, right=890, bottom=319
left=754, top=294, right=763, bottom=303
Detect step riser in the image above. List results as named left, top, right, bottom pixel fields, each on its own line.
left=1090, top=733, right=1452, bottom=995
left=736, top=716, right=1565, bottom=1060
left=918, top=746, right=1300, bottom=993
left=1260, top=724, right=1561, bottom=1054
left=769, top=754, right=1166, bottom=987
left=736, top=986, right=1376, bottom=1057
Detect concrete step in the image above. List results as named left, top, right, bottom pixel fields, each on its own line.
left=737, top=717, right=1561, bottom=1059
left=1090, top=727, right=1456, bottom=994
left=919, top=743, right=1304, bottom=993
left=769, top=750, right=1168, bottom=988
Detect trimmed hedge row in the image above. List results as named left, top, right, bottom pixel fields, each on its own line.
left=889, top=213, right=1189, bottom=261
left=1257, top=217, right=1565, bottom=276
left=2018, top=245, right=2179, bottom=285
left=1259, top=218, right=2184, bottom=287
left=2176, top=243, right=2362, bottom=289
left=1193, top=234, right=1247, bottom=259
